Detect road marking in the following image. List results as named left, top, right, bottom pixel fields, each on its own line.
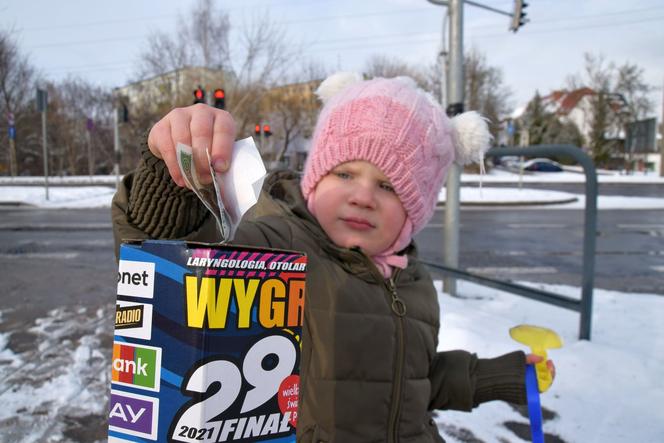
left=466, top=266, right=558, bottom=275
left=17, top=239, right=113, bottom=247
left=618, top=224, right=664, bottom=229
left=0, top=223, right=112, bottom=231
left=494, top=251, right=527, bottom=256
left=0, top=252, right=79, bottom=260
left=425, top=223, right=571, bottom=229
left=651, top=266, right=664, bottom=273
left=507, top=223, right=568, bottom=229
left=425, top=223, right=464, bottom=229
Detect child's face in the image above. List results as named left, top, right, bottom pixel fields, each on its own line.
left=311, top=160, right=407, bottom=256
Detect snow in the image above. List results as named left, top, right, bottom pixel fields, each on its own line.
left=0, top=173, right=663, bottom=441
left=433, top=281, right=664, bottom=443
left=2, top=173, right=664, bottom=210
left=0, top=186, right=116, bottom=208
left=462, top=169, right=664, bottom=184
left=1, top=281, right=662, bottom=442
left=0, top=306, right=110, bottom=442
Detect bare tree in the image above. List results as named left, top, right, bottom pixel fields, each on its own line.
left=0, top=29, right=39, bottom=175
left=136, top=0, right=230, bottom=77
left=463, top=48, right=512, bottom=138
left=265, top=62, right=327, bottom=165
left=364, top=55, right=431, bottom=90
left=48, top=77, right=114, bottom=175
left=134, top=1, right=299, bottom=141
left=567, top=53, right=655, bottom=164
left=363, top=51, right=512, bottom=139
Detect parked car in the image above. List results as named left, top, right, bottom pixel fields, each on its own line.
left=522, top=158, right=563, bottom=172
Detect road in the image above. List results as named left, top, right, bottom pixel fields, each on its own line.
left=416, top=207, right=664, bottom=294
left=475, top=181, right=664, bottom=197
left=0, top=208, right=115, bottom=443
left=0, top=203, right=662, bottom=442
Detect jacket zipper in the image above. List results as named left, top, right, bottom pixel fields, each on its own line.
left=386, top=272, right=406, bottom=443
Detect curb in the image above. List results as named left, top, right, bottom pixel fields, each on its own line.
left=0, top=201, right=34, bottom=207
left=437, top=196, right=579, bottom=207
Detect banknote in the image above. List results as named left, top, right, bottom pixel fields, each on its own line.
left=176, top=143, right=231, bottom=240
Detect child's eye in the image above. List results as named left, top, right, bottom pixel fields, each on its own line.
left=380, top=182, right=396, bottom=193
left=335, top=171, right=351, bottom=180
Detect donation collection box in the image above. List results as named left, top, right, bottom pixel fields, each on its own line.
left=109, top=240, right=307, bottom=443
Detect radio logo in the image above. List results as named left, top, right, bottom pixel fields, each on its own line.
left=112, top=342, right=161, bottom=392
left=109, top=390, right=159, bottom=440
left=115, top=304, right=143, bottom=329
left=114, top=301, right=153, bottom=341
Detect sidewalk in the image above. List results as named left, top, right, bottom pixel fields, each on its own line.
left=439, top=187, right=578, bottom=206
left=1, top=175, right=664, bottom=209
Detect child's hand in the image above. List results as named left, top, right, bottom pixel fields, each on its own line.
left=526, top=353, right=556, bottom=382
left=147, top=104, right=237, bottom=188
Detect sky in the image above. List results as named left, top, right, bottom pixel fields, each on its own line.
left=1, top=0, right=663, bottom=116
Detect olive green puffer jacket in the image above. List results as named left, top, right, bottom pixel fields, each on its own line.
left=111, top=148, right=527, bottom=443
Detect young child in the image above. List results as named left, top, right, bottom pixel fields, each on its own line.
left=112, top=73, right=553, bottom=443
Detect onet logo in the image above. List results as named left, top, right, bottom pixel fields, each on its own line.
left=112, top=342, right=162, bottom=392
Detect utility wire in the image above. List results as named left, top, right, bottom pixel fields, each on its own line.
left=25, top=5, right=664, bottom=74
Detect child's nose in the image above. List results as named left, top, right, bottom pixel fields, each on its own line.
left=348, top=182, right=376, bottom=208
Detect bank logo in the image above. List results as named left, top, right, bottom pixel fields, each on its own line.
left=109, top=390, right=159, bottom=440
left=112, top=342, right=162, bottom=392
left=117, top=260, right=155, bottom=299
left=114, top=301, right=153, bottom=341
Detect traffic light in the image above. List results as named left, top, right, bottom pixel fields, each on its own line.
left=193, top=86, right=206, bottom=104
left=36, top=88, right=48, bottom=112
left=510, top=0, right=528, bottom=32
left=213, top=88, right=225, bottom=109
left=121, top=104, right=129, bottom=123
left=255, top=124, right=261, bottom=136
left=263, top=124, right=272, bottom=138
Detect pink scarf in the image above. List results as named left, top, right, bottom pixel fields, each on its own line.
left=307, top=191, right=411, bottom=278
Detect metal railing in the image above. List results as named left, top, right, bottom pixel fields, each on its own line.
left=422, top=144, right=598, bottom=340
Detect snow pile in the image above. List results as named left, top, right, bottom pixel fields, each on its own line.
left=0, top=186, right=115, bottom=208
left=434, top=280, right=664, bottom=443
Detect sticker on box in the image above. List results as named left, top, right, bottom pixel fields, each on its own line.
left=112, top=342, right=162, bottom=392
left=109, top=389, right=159, bottom=440
left=117, top=259, right=156, bottom=299
left=114, top=301, right=153, bottom=341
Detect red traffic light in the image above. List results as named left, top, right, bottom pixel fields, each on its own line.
left=255, top=124, right=261, bottom=135
left=193, top=87, right=206, bottom=104
left=213, top=88, right=225, bottom=109
left=263, top=124, right=272, bottom=137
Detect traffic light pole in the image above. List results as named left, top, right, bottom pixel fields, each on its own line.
left=41, top=105, right=49, bottom=200
left=660, top=77, right=664, bottom=177
left=87, top=125, right=93, bottom=178
left=427, top=0, right=527, bottom=295
left=443, top=0, right=464, bottom=297
left=7, top=112, right=17, bottom=177
left=114, top=106, right=121, bottom=188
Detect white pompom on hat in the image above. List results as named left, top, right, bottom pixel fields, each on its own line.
left=302, top=71, right=492, bottom=235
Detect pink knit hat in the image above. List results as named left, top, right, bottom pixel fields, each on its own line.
left=301, top=72, right=491, bottom=236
